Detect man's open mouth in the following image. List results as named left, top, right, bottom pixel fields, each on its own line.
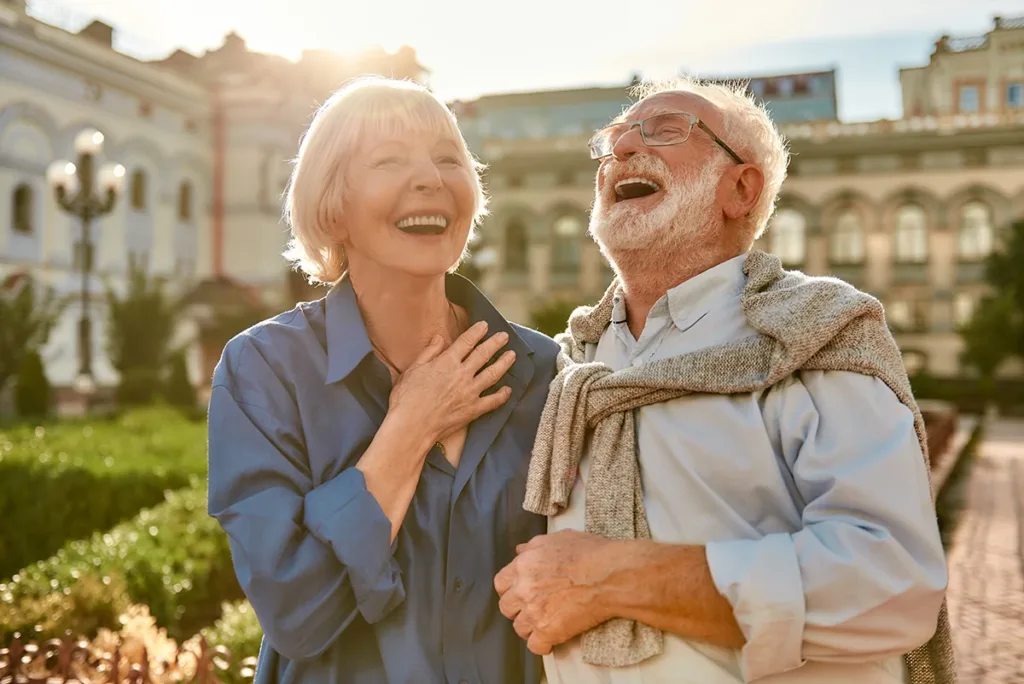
left=614, top=177, right=661, bottom=202
left=395, top=214, right=449, bottom=235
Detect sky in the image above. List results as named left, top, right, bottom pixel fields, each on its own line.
left=27, top=0, right=1024, bottom=122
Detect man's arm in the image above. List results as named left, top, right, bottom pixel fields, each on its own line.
left=497, top=371, right=947, bottom=681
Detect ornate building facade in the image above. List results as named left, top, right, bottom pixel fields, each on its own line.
left=0, top=0, right=422, bottom=398
left=2, top=1, right=1021, bottom=399
left=463, top=15, right=1024, bottom=378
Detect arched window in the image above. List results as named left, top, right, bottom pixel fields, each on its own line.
left=178, top=181, right=193, bottom=222
left=893, top=204, right=928, bottom=263
left=130, top=169, right=148, bottom=211
left=830, top=209, right=864, bottom=264
left=12, top=184, right=33, bottom=234
left=958, top=201, right=994, bottom=261
left=504, top=218, right=528, bottom=272
left=552, top=214, right=582, bottom=272
left=769, top=208, right=806, bottom=266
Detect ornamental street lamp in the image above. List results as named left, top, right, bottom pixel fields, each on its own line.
left=46, top=129, right=126, bottom=405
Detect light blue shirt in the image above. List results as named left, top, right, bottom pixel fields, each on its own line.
left=207, top=274, right=558, bottom=684
left=546, top=255, right=948, bottom=684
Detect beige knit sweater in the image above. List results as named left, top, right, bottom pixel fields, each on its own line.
left=523, top=250, right=956, bottom=683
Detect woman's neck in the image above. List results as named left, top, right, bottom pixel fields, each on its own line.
left=349, top=264, right=463, bottom=373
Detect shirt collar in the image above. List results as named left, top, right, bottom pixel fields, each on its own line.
left=324, top=273, right=537, bottom=385
left=665, top=254, right=747, bottom=332
left=609, top=254, right=747, bottom=335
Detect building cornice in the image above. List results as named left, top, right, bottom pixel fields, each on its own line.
left=0, top=19, right=210, bottom=115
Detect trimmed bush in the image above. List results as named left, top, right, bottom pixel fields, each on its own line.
left=164, top=353, right=196, bottom=409
left=0, top=408, right=207, bottom=579
left=0, top=485, right=242, bottom=642
left=13, top=350, right=50, bottom=418
left=202, top=600, right=263, bottom=683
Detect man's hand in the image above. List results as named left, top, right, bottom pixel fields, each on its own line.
left=494, top=529, right=620, bottom=655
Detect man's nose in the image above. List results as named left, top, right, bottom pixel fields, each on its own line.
left=611, top=124, right=643, bottom=161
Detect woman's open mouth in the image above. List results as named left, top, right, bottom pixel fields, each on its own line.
left=395, top=214, right=449, bottom=236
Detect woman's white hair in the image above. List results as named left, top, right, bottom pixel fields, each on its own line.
left=631, top=77, right=790, bottom=243
left=282, top=76, right=488, bottom=285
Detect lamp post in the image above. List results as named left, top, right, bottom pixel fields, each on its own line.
left=46, top=129, right=125, bottom=409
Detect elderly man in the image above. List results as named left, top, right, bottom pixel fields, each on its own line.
left=494, top=79, right=954, bottom=684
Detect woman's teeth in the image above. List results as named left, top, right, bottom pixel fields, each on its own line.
left=395, top=215, right=448, bottom=230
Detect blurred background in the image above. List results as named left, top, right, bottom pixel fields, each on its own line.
left=1, top=2, right=1023, bottom=682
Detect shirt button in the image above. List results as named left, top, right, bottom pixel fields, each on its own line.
left=454, top=577, right=464, bottom=591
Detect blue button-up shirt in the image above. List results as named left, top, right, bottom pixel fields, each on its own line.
left=207, top=274, right=558, bottom=684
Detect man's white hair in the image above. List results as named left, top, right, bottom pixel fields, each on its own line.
left=630, top=76, right=790, bottom=242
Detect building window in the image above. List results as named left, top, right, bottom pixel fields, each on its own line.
left=12, top=184, right=33, bottom=234
left=768, top=208, right=806, bottom=266
left=552, top=215, right=582, bottom=272
left=130, top=170, right=148, bottom=211
left=1008, top=83, right=1023, bottom=109
left=901, top=350, right=928, bottom=376
left=829, top=209, right=864, bottom=264
left=178, top=181, right=193, bottom=222
left=958, top=201, right=994, bottom=261
left=894, top=204, right=928, bottom=263
left=504, top=218, right=528, bottom=272
left=958, top=85, right=980, bottom=113
left=953, top=293, right=975, bottom=328
left=887, top=298, right=928, bottom=332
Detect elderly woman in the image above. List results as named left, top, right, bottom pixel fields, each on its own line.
left=206, top=77, right=557, bottom=684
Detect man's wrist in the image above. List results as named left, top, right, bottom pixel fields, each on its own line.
left=591, top=539, right=642, bottom=622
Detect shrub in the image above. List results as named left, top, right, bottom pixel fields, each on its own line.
left=0, top=486, right=242, bottom=642
left=202, top=600, right=263, bottom=683
left=13, top=350, right=50, bottom=418
left=164, top=353, right=196, bottom=409
left=0, top=408, right=207, bottom=579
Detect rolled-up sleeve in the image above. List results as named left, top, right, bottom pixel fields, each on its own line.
left=705, top=370, right=948, bottom=682
left=207, top=336, right=405, bottom=661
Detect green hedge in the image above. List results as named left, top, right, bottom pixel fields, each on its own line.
left=0, top=407, right=208, bottom=579
left=0, top=485, right=243, bottom=642
left=203, top=600, right=264, bottom=683
left=910, top=374, right=1024, bottom=416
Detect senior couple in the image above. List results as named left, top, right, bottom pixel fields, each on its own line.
left=206, top=76, right=956, bottom=684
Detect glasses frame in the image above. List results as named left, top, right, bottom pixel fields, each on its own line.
left=589, top=111, right=746, bottom=165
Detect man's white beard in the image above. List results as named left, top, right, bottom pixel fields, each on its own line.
left=589, top=155, right=724, bottom=257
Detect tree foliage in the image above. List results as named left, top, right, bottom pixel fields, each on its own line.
left=0, top=276, right=65, bottom=399
left=959, top=219, right=1024, bottom=380
left=14, top=350, right=51, bottom=417
left=529, top=299, right=583, bottom=338
left=105, top=263, right=183, bottom=406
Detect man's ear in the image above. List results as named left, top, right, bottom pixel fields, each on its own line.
left=722, top=165, right=763, bottom=221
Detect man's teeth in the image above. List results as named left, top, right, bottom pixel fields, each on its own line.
left=614, top=178, right=661, bottom=192
left=395, top=215, right=448, bottom=229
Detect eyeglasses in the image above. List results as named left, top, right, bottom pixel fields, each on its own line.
left=588, top=111, right=745, bottom=164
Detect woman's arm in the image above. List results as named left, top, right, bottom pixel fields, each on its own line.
left=208, top=339, right=405, bottom=661
left=208, top=323, right=515, bottom=659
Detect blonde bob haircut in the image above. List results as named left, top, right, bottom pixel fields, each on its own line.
left=282, top=76, right=489, bottom=285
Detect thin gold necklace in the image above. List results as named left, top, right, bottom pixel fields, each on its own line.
left=367, top=300, right=462, bottom=459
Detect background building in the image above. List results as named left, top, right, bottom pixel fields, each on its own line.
left=2, top=1, right=1022, bottom=402
left=463, top=15, right=1024, bottom=378
left=0, top=0, right=422, bottom=401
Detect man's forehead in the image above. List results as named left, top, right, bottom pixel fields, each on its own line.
left=621, top=91, right=720, bottom=125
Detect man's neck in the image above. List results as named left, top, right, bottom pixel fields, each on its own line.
left=614, top=246, right=742, bottom=340
left=349, top=263, right=462, bottom=372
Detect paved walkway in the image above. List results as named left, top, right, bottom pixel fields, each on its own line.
left=946, top=419, right=1024, bottom=683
